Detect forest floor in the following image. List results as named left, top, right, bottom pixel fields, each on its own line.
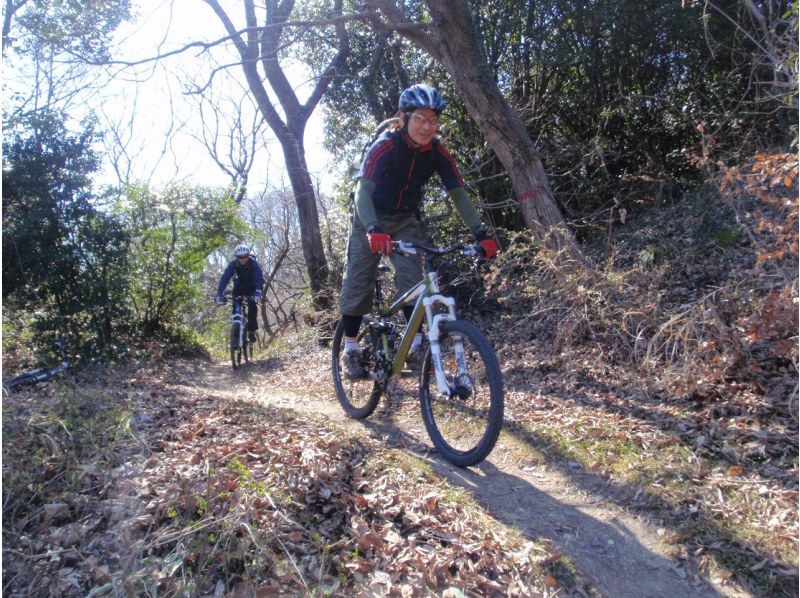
left=3, top=153, right=797, bottom=597
left=2, top=340, right=795, bottom=597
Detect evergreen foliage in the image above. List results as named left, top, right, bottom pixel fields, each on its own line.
left=113, top=183, right=246, bottom=334
left=2, top=114, right=246, bottom=358
left=2, top=112, right=130, bottom=357
left=5, top=0, right=132, bottom=60
left=322, top=0, right=796, bottom=238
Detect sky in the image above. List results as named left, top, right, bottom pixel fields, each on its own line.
left=94, top=0, right=338, bottom=193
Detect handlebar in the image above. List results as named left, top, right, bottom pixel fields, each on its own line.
left=392, top=241, right=485, bottom=259
left=217, top=292, right=254, bottom=304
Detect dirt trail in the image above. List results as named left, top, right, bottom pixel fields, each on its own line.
left=175, top=357, right=739, bottom=598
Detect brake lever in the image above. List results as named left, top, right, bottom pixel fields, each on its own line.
left=393, top=241, right=418, bottom=255
left=461, top=244, right=482, bottom=259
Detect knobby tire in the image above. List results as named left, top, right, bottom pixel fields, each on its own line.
left=419, top=320, right=504, bottom=467
left=332, top=318, right=382, bottom=419
left=230, top=323, right=242, bottom=370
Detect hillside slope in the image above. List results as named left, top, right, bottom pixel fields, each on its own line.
left=3, top=153, right=796, bottom=597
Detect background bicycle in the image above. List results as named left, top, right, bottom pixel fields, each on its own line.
left=2, top=334, right=72, bottom=394
left=221, top=292, right=255, bottom=370
left=332, top=241, right=504, bottom=467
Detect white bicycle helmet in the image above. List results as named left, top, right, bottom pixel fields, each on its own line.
left=234, top=244, right=250, bottom=257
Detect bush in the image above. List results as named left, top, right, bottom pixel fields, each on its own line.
left=2, top=111, right=131, bottom=360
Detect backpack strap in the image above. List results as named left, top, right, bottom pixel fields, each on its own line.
left=349, top=118, right=398, bottom=214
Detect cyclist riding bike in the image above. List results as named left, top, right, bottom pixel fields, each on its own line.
left=215, top=244, right=264, bottom=341
left=339, top=83, right=499, bottom=379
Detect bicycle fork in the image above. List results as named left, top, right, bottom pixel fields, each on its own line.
left=423, top=294, right=468, bottom=396
left=232, top=309, right=246, bottom=348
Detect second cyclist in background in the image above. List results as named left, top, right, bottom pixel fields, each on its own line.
left=215, top=244, right=264, bottom=342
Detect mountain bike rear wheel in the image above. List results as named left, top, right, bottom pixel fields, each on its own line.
left=419, top=320, right=504, bottom=467
left=2, top=373, right=38, bottom=391
left=332, top=318, right=383, bottom=419
left=230, top=323, right=243, bottom=370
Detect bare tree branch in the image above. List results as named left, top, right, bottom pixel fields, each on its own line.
left=2, top=0, right=30, bottom=55
left=302, top=0, right=350, bottom=120
left=389, top=36, right=410, bottom=91
left=260, top=0, right=302, bottom=121
left=361, top=33, right=389, bottom=121
left=190, top=86, right=268, bottom=202
left=363, top=0, right=440, bottom=58
left=92, top=12, right=370, bottom=68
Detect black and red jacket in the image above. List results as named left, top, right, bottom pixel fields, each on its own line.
left=357, top=129, right=464, bottom=215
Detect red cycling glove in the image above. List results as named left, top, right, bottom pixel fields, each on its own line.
left=367, top=227, right=393, bottom=255
left=479, top=239, right=499, bottom=259
left=475, top=226, right=499, bottom=259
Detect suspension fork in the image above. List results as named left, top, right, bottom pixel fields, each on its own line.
left=423, top=293, right=462, bottom=395
left=232, top=301, right=246, bottom=348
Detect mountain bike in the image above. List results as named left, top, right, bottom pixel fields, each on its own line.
left=222, top=293, right=255, bottom=370
left=3, top=335, right=72, bottom=394
left=332, top=241, right=504, bottom=467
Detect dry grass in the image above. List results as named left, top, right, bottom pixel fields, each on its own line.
left=475, top=152, right=798, bottom=595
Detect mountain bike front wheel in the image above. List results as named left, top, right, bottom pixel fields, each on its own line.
left=230, top=323, right=243, bottom=370
left=419, top=320, right=504, bottom=467
left=332, top=318, right=383, bottom=419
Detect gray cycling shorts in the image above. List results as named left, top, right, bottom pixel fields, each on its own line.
left=339, top=211, right=426, bottom=316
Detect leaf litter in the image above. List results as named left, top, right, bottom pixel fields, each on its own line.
left=250, top=154, right=799, bottom=596
left=2, top=360, right=565, bottom=597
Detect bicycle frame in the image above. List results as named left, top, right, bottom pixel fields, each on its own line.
left=359, top=244, right=467, bottom=395
left=3, top=335, right=71, bottom=391
left=334, top=240, right=502, bottom=466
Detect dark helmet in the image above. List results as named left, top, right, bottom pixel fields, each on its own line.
left=398, top=84, right=446, bottom=114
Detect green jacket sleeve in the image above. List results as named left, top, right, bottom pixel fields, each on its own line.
left=354, top=178, right=379, bottom=230
left=448, top=186, right=483, bottom=233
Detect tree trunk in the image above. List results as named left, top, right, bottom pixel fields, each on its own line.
left=203, top=0, right=350, bottom=312
left=425, top=0, right=577, bottom=253
left=278, top=128, right=331, bottom=309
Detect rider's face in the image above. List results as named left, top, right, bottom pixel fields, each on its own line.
left=237, top=255, right=249, bottom=263
left=406, top=108, right=440, bottom=146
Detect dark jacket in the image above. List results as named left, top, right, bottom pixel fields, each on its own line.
left=216, top=257, right=264, bottom=297
left=357, top=130, right=464, bottom=215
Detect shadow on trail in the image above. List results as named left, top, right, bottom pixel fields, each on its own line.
left=500, top=416, right=798, bottom=595
left=166, top=356, right=795, bottom=594
left=355, top=405, right=721, bottom=597
left=355, top=376, right=796, bottom=596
